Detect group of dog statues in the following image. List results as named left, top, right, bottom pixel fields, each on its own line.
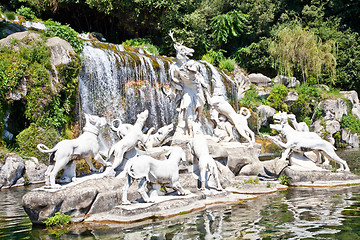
left=36, top=31, right=350, bottom=205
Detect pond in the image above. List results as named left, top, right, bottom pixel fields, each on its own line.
left=1, top=149, right=360, bottom=239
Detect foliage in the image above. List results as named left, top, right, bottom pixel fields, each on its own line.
left=340, top=115, right=360, bottom=135
left=244, top=176, right=259, bottom=184
left=210, top=10, right=248, bottom=44
left=239, top=88, right=263, bottom=110
left=269, top=23, right=337, bottom=83
left=15, top=123, right=62, bottom=163
left=4, top=11, right=16, bottom=20
left=44, top=20, right=84, bottom=53
left=201, top=49, right=225, bottom=66
left=278, top=174, right=289, bottom=186
left=122, top=38, right=159, bottom=55
left=290, top=84, right=322, bottom=122
left=44, top=212, right=72, bottom=227
left=16, top=6, right=36, bottom=20
left=219, top=58, right=235, bottom=72
left=266, top=84, right=289, bottom=111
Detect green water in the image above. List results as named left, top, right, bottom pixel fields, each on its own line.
left=1, top=150, right=360, bottom=239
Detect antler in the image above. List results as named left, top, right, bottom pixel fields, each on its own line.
left=169, top=30, right=176, bottom=43
left=169, top=30, right=184, bottom=45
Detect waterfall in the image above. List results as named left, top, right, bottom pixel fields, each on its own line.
left=79, top=40, right=236, bottom=151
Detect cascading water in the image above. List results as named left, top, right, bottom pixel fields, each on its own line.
left=79, top=40, right=235, bottom=152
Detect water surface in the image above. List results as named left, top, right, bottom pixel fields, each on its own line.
left=1, top=150, right=360, bottom=239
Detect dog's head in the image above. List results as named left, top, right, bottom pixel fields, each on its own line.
left=272, top=111, right=288, bottom=125
left=155, top=123, right=173, bottom=138
left=136, top=110, right=149, bottom=125
left=85, top=113, right=107, bottom=128
left=166, top=146, right=187, bottom=166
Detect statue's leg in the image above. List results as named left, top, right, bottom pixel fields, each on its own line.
left=138, top=178, right=153, bottom=203
left=85, top=156, right=98, bottom=172
left=122, top=174, right=132, bottom=205
left=45, top=165, right=54, bottom=186
left=171, top=181, right=189, bottom=195
left=199, top=162, right=206, bottom=190
left=211, top=164, right=223, bottom=191
left=94, top=153, right=111, bottom=167
left=234, top=123, right=253, bottom=145
left=111, top=149, right=126, bottom=170
left=280, top=148, right=292, bottom=161
left=49, top=159, right=69, bottom=187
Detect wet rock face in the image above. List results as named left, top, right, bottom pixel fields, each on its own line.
left=22, top=177, right=125, bottom=224
left=0, top=153, right=25, bottom=188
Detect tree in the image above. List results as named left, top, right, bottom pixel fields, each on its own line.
left=269, top=23, right=336, bottom=83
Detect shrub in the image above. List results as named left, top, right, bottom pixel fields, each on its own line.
left=279, top=174, right=289, bottom=185
left=122, top=38, right=159, bottom=55
left=239, top=88, right=263, bottom=110
left=16, top=123, right=62, bottom=163
left=219, top=58, right=236, bottom=72
left=44, top=20, right=84, bottom=53
left=267, top=84, right=289, bottom=111
left=290, top=84, right=322, bottom=122
left=16, top=6, right=36, bottom=21
left=340, top=114, right=360, bottom=135
left=44, top=212, right=72, bottom=227
left=201, top=49, right=225, bottom=66
left=4, top=11, right=16, bottom=20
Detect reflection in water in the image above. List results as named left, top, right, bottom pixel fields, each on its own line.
left=28, top=186, right=356, bottom=239
left=1, top=173, right=360, bottom=238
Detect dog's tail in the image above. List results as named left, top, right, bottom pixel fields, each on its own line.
left=37, top=144, right=57, bottom=154
left=239, top=107, right=251, bottom=119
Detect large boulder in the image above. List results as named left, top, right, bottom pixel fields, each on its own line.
left=341, top=90, right=360, bottom=107
left=0, top=153, right=25, bottom=188
left=0, top=31, right=42, bottom=49
left=256, top=104, right=276, bottom=129
left=283, top=167, right=360, bottom=186
left=341, top=129, right=359, bottom=149
left=248, top=73, right=271, bottom=87
left=320, top=98, right=348, bottom=121
left=46, top=37, right=76, bottom=85
left=22, top=176, right=125, bottom=224
left=274, top=75, right=300, bottom=88
left=24, top=157, right=47, bottom=184
left=284, top=91, right=299, bottom=105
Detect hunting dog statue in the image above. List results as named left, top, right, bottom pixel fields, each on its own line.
left=210, top=95, right=255, bottom=145
left=107, top=110, right=150, bottom=174
left=266, top=112, right=350, bottom=171
left=37, top=113, right=111, bottom=188
left=122, top=146, right=189, bottom=204
left=190, top=122, right=223, bottom=191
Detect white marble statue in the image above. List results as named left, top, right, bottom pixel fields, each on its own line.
left=210, top=95, right=255, bottom=145
left=121, top=146, right=190, bottom=204
left=266, top=111, right=350, bottom=171
left=190, top=122, right=223, bottom=191
left=107, top=110, right=150, bottom=174
left=167, top=31, right=211, bottom=136
left=212, top=113, right=234, bottom=142
left=37, top=113, right=111, bottom=188
left=144, top=123, right=174, bottom=149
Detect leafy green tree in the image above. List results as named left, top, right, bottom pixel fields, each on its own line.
left=210, top=10, right=248, bottom=45
left=269, top=22, right=336, bottom=83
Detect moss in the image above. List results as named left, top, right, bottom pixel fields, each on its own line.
left=16, top=123, right=62, bottom=164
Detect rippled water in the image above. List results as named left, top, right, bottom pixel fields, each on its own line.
left=1, top=150, right=360, bottom=239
